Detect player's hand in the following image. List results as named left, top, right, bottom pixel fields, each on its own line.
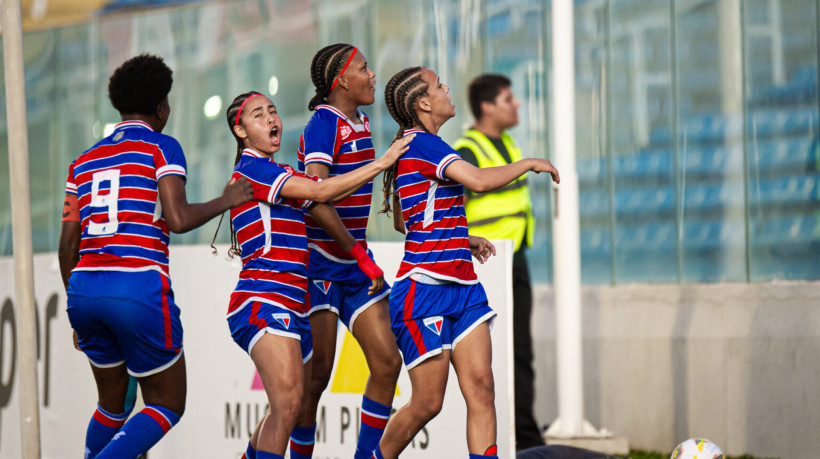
left=377, top=134, right=415, bottom=168
left=223, top=177, right=254, bottom=207
left=469, top=235, right=496, bottom=264
left=368, top=275, right=385, bottom=295
left=530, top=158, right=560, bottom=184
left=72, top=330, right=81, bottom=351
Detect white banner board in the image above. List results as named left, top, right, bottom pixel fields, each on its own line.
left=0, top=241, right=514, bottom=458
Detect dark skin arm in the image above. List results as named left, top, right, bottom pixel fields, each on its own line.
left=158, top=175, right=253, bottom=233
left=58, top=219, right=81, bottom=288
left=306, top=203, right=385, bottom=294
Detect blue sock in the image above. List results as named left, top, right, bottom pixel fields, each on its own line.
left=85, top=404, right=131, bottom=458
left=243, top=441, right=257, bottom=459
left=372, top=446, right=385, bottom=459
left=289, top=424, right=316, bottom=458
left=256, top=452, right=285, bottom=459
left=95, top=404, right=180, bottom=458
left=469, top=455, right=499, bottom=459
left=355, top=396, right=391, bottom=459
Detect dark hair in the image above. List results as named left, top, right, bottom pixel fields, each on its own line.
left=226, top=91, right=263, bottom=166
left=212, top=90, right=263, bottom=259
left=467, top=74, right=511, bottom=120
left=380, top=67, right=430, bottom=214
left=308, top=43, right=356, bottom=111
left=108, top=54, right=173, bottom=116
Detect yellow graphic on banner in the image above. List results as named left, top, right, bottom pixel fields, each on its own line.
left=330, top=330, right=400, bottom=396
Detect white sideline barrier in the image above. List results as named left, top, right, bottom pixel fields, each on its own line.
left=0, top=241, right=514, bottom=458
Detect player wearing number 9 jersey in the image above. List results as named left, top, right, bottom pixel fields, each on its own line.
left=58, top=54, right=253, bottom=459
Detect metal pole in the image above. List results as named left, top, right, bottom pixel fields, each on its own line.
left=547, top=0, right=585, bottom=438
left=1, top=0, right=42, bottom=457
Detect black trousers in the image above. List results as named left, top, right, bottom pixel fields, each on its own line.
left=512, top=247, right=544, bottom=450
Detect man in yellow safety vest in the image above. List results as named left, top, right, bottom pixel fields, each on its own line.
left=453, top=74, right=542, bottom=451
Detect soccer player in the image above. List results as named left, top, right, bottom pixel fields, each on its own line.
left=374, top=67, right=560, bottom=459
left=223, top=91, right=412, bottom=459
left=58, top=54, right=253, bottom=459
left=454, top=74, right=544, bottom=450
left=292, top=43, right=402, bottom=459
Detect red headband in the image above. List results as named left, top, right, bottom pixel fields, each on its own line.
left=235, top=93, right=263, bottom=126
left=329, top=48, right=358, bottom=92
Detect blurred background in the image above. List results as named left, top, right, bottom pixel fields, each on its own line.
left=0, top=0, right=818, bottom=457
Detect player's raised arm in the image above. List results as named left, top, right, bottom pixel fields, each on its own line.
left=443, top=157, right=559, bottom=193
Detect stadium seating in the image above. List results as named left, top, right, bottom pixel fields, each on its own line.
left=577, top=62, right=819, bottom=282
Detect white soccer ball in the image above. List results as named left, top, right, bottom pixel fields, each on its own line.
left=670, top=438, right=725, bottom=459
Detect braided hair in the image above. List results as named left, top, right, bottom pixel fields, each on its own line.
left=308, top=43, right=356, bottom=111
left=211, top=91, right=263, bottom=258
left=380, top=67, right=431, bottom=214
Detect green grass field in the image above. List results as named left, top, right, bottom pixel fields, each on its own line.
left=624, top=451, right=776, bottom=459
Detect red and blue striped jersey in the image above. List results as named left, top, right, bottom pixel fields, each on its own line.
left=64, top=120, right=187, bottom=277
left=297, top=104, right=374, bottom=282
left=395, top=130, right=477, bottom=284
left=228, top=149, right=317, bottom=316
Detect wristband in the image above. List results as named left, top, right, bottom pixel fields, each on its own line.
left=349, top=243, right=383, bottom=280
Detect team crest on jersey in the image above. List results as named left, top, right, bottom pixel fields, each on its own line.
left=272, top=313, right=291, bottom=329
left=340, top=125, right=352, bottom=139
left=112, top=131, right=124, bottom=142
left=313, top=280, right=332, bottom=294
left=423, top=316, right=444, bottom=336
left=364, top=120, right=370, bottom=131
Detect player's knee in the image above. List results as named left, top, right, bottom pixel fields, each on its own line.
left=370, top=350, right=402, bottom=382
left=310, top=364, right=333, bottom=394
left=413, top=394, right=444, bottom=422
left=469, top=372, right=495, bottom=407
left=272, top=388, right=302, bottom=422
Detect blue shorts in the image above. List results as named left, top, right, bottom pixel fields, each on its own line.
left=388, top=278, right=496, bottom=369
left=227, top=301, right=313, bottom=362
left=66, top=270, right=183, bottom=377
left=306, top=278, right=390, bottom=331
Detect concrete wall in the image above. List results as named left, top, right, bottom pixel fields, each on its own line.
left=530, top=281, right=820, bottom=459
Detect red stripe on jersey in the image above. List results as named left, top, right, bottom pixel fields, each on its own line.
left=78, top=234, right=166, bottom=253
left=160, top=275, right=173, bottom=349
left=239, top=269, right=306, bottom=285
left=92, top=409, right=126, bottom=429
left=334, top=149, right=375, bottom=164
left=403, top=281, right=426, bottom=355
left=144, top=407, right=173, bottom=433
left=75, top=252, right=167, bottom=274
left=335, top=193, right=372, bottom=207
left=398, top=157, right=439, bottom=176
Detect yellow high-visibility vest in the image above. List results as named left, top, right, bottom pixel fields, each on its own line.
left=453, top=129, right=534, bottom=251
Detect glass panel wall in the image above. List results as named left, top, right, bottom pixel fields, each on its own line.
left=675, top=0, right=746, bottom=282
left=744, top=0, right=820, bottom=281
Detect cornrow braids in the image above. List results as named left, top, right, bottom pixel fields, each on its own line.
left=226, top=91, right=263, bottom=165
left=213, top=91, right=262, bottom=259
left=380, top=67, right=431, bottom=215
left=308, top=43, right=356, bottom=111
